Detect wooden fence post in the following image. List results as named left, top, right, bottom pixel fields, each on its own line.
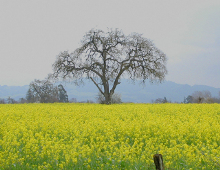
left=153, top=154, right=164, bottom=170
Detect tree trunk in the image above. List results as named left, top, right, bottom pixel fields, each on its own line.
left=103, top=80, right=112, bottom=104
left=104, top=93, right=111, bottom=104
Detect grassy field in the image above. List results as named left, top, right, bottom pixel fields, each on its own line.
left=0, top=103, right=220, bottom=169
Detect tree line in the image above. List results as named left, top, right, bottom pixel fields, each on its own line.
left=184, top=90, right=220, bottom=103
left=2, top=88, right=220, bottom=104
left=152, top=90, right=220, bottom=104
left=0, top=79, right=122, bottom=104
left=0, top=79, right=69, bottom=104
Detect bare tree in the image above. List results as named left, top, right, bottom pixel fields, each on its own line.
left=7, top=96, right=17, bottom=104
left=0, top=98, right=6, bottom=104
left=27, top=79, right=61, bottom=103
left=191, top=90, right=212, bottom=103
left=69, top=98, right=77, bottom=103
left=52, top=28, right=167, bottom=104
left=153, top=97, right=168, bottom=103
left=19, top=98, right=27, bottom=103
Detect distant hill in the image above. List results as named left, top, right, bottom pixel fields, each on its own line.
left=0, top=85, right=29, bottom=101
left=0, top=80, right=220, bottom=103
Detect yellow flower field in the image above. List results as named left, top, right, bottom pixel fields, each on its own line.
left=0, top=103, right=220, bottom=169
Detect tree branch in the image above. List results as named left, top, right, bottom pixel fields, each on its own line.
left=110, top=65, right=128, bottom=95
left=90, top=77, right=104, bottom=95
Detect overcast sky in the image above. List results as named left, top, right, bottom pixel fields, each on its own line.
left=1, top=0, right=220, bottom=88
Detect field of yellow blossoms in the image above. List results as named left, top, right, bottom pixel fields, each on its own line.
left=0, top=103, right=220, bottom=169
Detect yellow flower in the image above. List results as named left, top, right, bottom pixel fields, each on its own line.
left=0, top=103, right=220, bottom=169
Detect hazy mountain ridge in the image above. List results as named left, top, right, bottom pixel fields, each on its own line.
left=0, top=85, right=29, bottom=100
left=0, top=80, right=220, bottom=103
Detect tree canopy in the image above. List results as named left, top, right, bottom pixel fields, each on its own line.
left=52, top=28, right=167, bottom=104
left=26, top=79, right=68, bottom=103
